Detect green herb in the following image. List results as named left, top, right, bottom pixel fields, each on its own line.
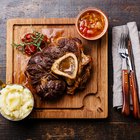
left=12, top=31, right=49, bottom=55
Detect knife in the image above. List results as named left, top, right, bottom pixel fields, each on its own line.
left=127, top=38, right=140, bottom=118
left=121, top=56, right=130, bottom=116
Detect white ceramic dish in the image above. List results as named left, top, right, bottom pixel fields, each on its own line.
left=0, top=84, right=34, bottom=121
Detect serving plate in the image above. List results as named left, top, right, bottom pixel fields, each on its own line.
left=6, top=18, right=108, bottom=118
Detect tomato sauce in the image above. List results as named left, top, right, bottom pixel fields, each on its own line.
left=78, top=11, right=105, bottom=38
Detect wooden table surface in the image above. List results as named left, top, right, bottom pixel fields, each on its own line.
left=0, top=0, right=140, bottom=139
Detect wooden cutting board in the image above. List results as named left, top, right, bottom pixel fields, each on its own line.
left=6, top=18, right=108, bottom=118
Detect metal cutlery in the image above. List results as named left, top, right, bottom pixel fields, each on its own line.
left=119, top=33, right=140, bottom=118
left=118, top=33, right=130, bottom=116
left=127, top=38, right=140, bottom=118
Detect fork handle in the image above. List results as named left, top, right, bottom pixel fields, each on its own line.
left=129, top=71, right=140, bottom=118
left=122, top=69, right=130, bottom=116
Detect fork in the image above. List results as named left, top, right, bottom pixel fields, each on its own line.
left=118, top=33, right=130, bottom=116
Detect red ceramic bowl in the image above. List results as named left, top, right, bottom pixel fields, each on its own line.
left=75, top=7, right=108, bottom=40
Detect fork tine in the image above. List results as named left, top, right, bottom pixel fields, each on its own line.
left=121, top=33, right=124, bottom=49
left=118, top=33, right=127, bottom=55
left=118, top=33, right=122, bottom=50
left=121, top=33, right=127, bottom=49
left=120, top=33, right=124, bottom=49
left=119, top=34, right=122, bottom=48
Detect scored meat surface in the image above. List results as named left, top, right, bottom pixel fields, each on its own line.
left=25, top=37, right=92, bottom=100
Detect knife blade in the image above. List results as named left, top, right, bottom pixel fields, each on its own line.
left=127, top=37, right=140, bottom=118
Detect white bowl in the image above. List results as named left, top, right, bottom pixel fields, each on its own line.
left=0, top=84, right=34, bottom=121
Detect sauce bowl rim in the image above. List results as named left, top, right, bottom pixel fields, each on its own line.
left=75, top=7, right=108, bottom=40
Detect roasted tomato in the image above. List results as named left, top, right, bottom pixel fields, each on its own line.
left=22, top=33, right=35, bottom=43
left=43, top=35, right=48, bottom=42
left=13, top=31, right=49, bottom=56
left=25, top=45, right=37, bottom=55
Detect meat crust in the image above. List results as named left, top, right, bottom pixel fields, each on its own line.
left=25, top=37, right=92, bottom=100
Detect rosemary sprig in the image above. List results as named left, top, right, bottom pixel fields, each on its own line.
left=12, top=43, right=25, bottom=52
left=12, top=31, right=48, bottom=55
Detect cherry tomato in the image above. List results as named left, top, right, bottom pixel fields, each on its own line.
left=41, top=35, right=50, bottom=48
left=25, top=33, right=34, bottom=40
left=43, top=35, right=48, bottom=42
left=24, top=44, right=37, bottom=55
left=22, top=33, right=35, bottom=43
left=21, top=38, right=25, bottom=42
left=40, top=41, right=46, bottom=49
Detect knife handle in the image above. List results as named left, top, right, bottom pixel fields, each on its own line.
left=122, top=69, right=130, bottom=116
left=129, top=71, right=140, bottom=118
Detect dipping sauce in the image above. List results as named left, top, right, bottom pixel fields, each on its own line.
left=0, top=84, right=34, bottom=121
left=78, top=11, right=105, bottom=38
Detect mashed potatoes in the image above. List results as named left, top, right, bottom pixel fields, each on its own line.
left=0, top=84, right=34, bottom=121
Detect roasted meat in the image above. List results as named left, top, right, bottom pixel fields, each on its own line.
left=25, top=37, right=92, bottom=100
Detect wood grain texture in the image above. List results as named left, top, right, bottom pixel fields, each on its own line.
left=0, top=0, right=140, bottom=139
left=122, top=69, right=130, bottom=116
left=6, top=18, right=108, bottom=118
left=129, top=71, right=140, bottom=118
